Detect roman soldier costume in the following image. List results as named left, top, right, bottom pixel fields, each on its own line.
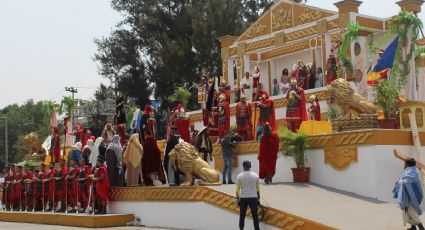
left=295, top=59, right=310, bottom=90
left=326, top=48, right=338, bottom=85
left=286, top=77, right=308, bottom=132
left=217, top=94, right=230, bottom=138
left=235, top=94, right=253, bottom=141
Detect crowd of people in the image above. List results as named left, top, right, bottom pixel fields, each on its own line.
left=0, top=59, right=328, bottom=215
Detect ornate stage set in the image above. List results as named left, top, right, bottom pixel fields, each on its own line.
left=3, top=0, right=425, bottom=229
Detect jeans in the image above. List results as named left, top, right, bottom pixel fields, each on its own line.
left=222, top=152, right=232, bottom=182
left=239, top=197, right=260, bottom=230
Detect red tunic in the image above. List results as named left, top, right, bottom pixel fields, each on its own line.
left=50, top=134, right=61, bottom=163
left=236, top=102, right=253, bottom=141
left=257, top=90, right=277, bottom=132
left=95, top=166, right=110, bottom=204
left=77, top=166, right=92, bottom=206
left=47, top=169, right=57, bottom=197
left=217, top=101, right=230, bottom=138
left=55, top=167, right=68, bottom=200
left=258, top=132, right=280, bottom=179
left=23, top=171, right=33, bottom=205
left=14, top=172, right=23, bottom=204
left=175, top=118, right=191, bottom=143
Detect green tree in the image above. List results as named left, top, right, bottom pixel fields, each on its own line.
left=94, top=0, right=273, bottom=111
left=0, top=100, right=51, bottom=170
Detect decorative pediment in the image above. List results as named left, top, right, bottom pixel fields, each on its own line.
left=293, top=4, right=335, bottom=27
left=235, top=0, right=336, bottom=43
left=272, top=2, right=293, bottom=32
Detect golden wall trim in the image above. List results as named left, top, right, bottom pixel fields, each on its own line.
left=309, top=130, right=425, bottom=149
left=110, top=186, right=336, bottom=230
left=324, top=146, right=358, bottom=170
left=261, top=40, right=310, bottom=60
left=237, top=42, right=246, bottom=55
left=246, top=38, right=275, bottom=52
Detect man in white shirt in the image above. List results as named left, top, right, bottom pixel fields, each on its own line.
left=241, top=72, right=253, bottom=102
left=236, top=160, right=260, bottom=230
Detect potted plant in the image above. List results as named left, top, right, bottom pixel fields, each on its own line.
left=278, top=128, right=310, bottom=183
left=373, top=79, right=399, bottom=129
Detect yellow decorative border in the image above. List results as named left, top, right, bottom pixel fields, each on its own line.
left=324, top=146, right=358, bottom=170
left=109, top=186, right=336, bottom=230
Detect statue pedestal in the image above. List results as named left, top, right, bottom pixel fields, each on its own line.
left=400, top=101, right=425, bottom=131
left=331, top=115, right=378, bottom=132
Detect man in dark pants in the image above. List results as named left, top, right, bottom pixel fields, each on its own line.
left=236, top=160, right=260, bottom=230
left=221, top=131, right=235, bottom=184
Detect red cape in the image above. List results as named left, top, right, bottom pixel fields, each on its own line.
left=175, top=118, right=191, bottom=143
left=258, top=132, right=280, bottom=179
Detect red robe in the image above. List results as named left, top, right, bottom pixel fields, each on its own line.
left=142, top=136, right=166, bottom=186
left=236, top=102, right=253, bottom=141
left=286, top=87, right=308, bottom=132
left=175, top=118, right=191, bottom=143
left=258, top=132, right=280, bottom=179
left=94, top=166, right=110, bottom=204
left=217, top=101, right=230, bottom=138
left=257, top=90, right=277, bottom=132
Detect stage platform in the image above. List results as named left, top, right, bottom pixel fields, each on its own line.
left=0, top=211, right=134, bottom=228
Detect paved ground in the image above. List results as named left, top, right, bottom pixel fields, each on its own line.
left=0, top=222, right=173, bottom=230
left=212, top=183, right=418, bottom=230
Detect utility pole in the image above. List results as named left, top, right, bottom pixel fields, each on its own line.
left=5, top=116, right=7, bottom=165
left=65, top=87, right=78, bottom=126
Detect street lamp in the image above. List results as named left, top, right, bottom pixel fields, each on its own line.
left=0, top=116, right=8, bottom=165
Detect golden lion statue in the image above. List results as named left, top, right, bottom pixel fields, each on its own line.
left=24, top=132, right=46, bottom=155
left=169, top=142, right=220, bottom=186
left=327, top=78, right=377, bottom=119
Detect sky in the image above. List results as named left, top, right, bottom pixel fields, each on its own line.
left=0, top=0, right=425, bottom=109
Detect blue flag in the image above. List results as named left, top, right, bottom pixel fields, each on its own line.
left=373, top=36, right=399, bottom=72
